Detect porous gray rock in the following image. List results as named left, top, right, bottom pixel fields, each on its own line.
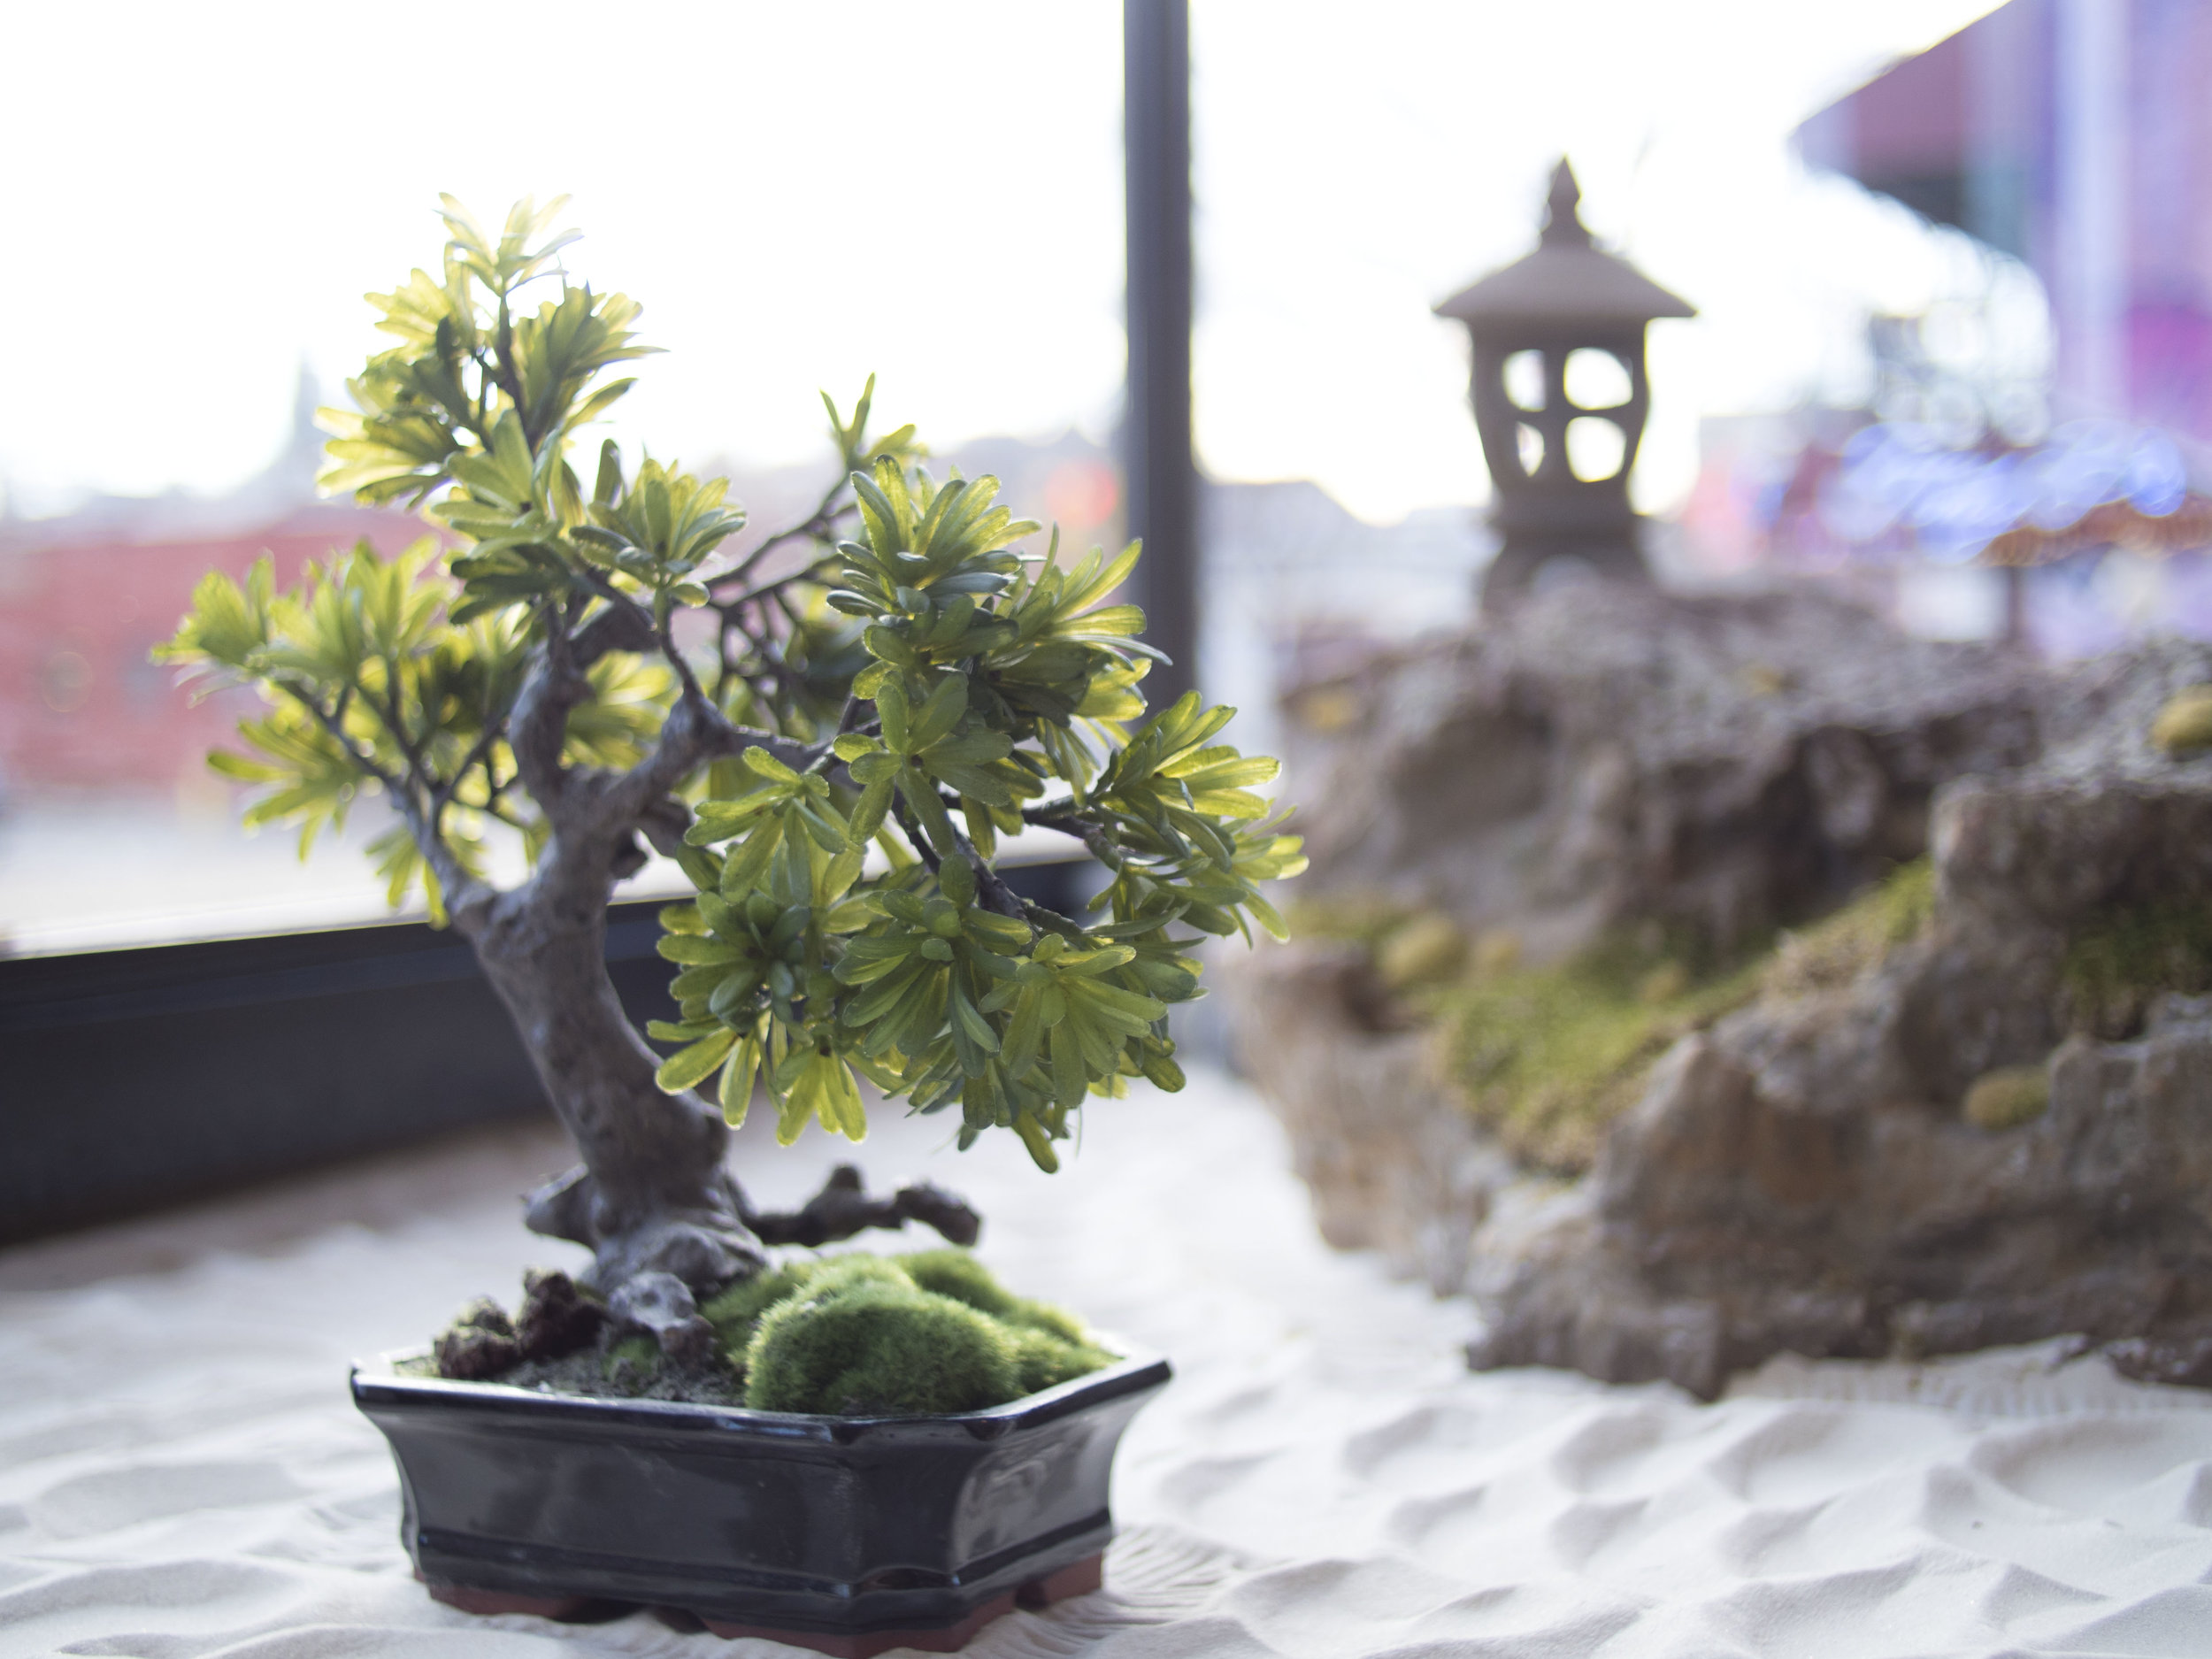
left=514, top=1268, right=606, bottom=1362
left=1248, top=584, right=2212, bottom=1395
left=1464, top=642, right=2212, bottom=1395
left=1285, top=580, right=2044, bottom=960
left=434, top=1297, right=521, bottom=1381
left=1227, top=941, right=1510, bottom=1294
left=1468, top=988, right=2212, bottom=1397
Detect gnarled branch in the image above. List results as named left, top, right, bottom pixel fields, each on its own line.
left=741, top=1164, right=981, bottom=1249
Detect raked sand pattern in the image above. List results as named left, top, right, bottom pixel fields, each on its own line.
left=4, top=1071, right=2211, bottom=1658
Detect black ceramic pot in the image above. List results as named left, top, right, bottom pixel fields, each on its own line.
left=352, top=1348, right=1171, bottom=1657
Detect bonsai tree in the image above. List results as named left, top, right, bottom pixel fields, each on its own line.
left=162, top=199, right=1302, bottom=1359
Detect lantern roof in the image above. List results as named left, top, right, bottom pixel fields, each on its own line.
left=1435, top=159, right=1696, bottom=328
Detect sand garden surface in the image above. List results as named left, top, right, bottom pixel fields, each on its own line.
left=4, top=1071, right=2209, bottom=1658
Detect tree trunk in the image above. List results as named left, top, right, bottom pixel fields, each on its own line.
left=449, top=822, right=982, bottom=1362
left=462, top=827, right=766, bottom=1313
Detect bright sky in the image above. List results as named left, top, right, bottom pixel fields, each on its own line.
left=0, top=0, right=2004, bottom=526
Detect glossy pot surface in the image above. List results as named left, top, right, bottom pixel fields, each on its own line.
left=352, top=1348, right=1169, bottom=1643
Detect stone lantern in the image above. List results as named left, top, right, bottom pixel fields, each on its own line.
left=1436, top=159, right=1695, bottom=607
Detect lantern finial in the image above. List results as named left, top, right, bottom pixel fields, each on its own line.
left=1540, top=158, right=1590, bottom=250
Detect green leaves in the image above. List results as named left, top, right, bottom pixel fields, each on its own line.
left=780, top=1045, right=868, bottom=1144
left=652, top=441, right=1304, bottom=1166
left=575, top=455, right=746, bottom=618
left=656, top=1027, right=737, bottom=1093
left=321, top=193, right=653, bottom=543
left=158, top=537, right=530, bottom=904
left=158, top=195, right=1306, bottom=1173
left=162, top=559, right=275, bottom=673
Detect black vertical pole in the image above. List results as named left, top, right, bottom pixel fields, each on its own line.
left=1124, top=0, right=1199, bottom=710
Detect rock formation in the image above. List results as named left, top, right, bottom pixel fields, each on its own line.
left=1239, top=580, right=2212, bottom=1396
left=1283, top=580, right=2044, bottom=963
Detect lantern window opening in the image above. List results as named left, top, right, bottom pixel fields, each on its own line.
left=1503, top=349, right=1547, bottom=413
left=1565, top=416, right=1629, bottom=484
left=1516, top=424, right=1546, bottom=479
left=1563, top=348, right=1633, bottom=413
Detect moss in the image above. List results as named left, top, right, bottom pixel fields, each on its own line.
left=1010, top=1325, right=1117, bottom=1394
left=1288, top=898, right=1471, bottom=995
left=803, top=1254, right=925, bottom=1297
left=898, top=1247, right=1018, bottom=1316
left=2064, top=901, right=2212, bottom=1039
left=899, top=1248, right=1090, bottom=1343
left=1289, top=682, right=1364, bottom=736
left=699, top=1265, right=807, bottom=1354
left=601, top=1333, right=664, bottom=1394
left=1962, top=1064, right=2051, bottom=1131
left=1437, top=933, right=1765, bottom=1175
left=1763, top=859, right=1936, bottom=998
left=703, top=1257, right=921, bottom=1383
left=1375, top=913, right=1469, bottom=992
left=1286, top=891, right=1417, bottom=950
left=1471, top=928, right=1524, bottom=978
left=399, top=1259, right=1087, bottom=1411
left=744, top=1284, right=1023, bottom=1415
left=2150, top=685, right=2212, bottom=756
left=1298, top=864, right=1946, bottom=1175
left=692, top=1250, right=1110, bottom=1415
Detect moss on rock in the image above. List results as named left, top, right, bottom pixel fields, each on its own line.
left=1962, top=1064, right=2051, bottom=1131
left=1375, top=913, right=1468, bottom=992
left=1763, top=860, right=1935, bottom=998
left=2064, top=901, right=2212, bottom=1039
left=1287, top=863, right=1950, bottom=1177
left=1285, top=890, right=1416, bottom=950
left=1435, top=934, right=1765, bottom=1174
left=898, top=1247, right=1020, bottom=1316
left=2150, top=684, right=2212, bottom=756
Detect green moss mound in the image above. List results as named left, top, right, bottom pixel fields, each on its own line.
left=699, top=1265, right=807, bottom=1350
left=1008, top=1325, right=1115, bottom=1394
left=897, top=1247, right=1023, bottom=1317
left=2150, top=685, right=2212, bottom=756
left=746, top=1285, right=1020, bottom=1415
left=726, top=1249, right=1109, bottom=1416
left=1374, top=912, right=1468, bottom=992
left=901, top=1248, right=1089, bottom=1343
left=1285, top=890, right=1417, bottom=952
left=1962, top=1064, right=2051, bottom=1131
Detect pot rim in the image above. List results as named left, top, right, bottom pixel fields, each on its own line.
left=352, top=1339, right=1171, bottom=1445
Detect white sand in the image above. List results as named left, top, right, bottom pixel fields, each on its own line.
left=4, top=1071, right=2210, bottom=1658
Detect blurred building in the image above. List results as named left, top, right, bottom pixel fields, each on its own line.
left=1685, top=0, right=2212, bottom=653
left=0, top=375, right=431, bottom=802
left=1800, top=0, right=2212, bottom=440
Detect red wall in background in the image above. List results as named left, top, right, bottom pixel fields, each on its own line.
left=0, top=507, right=434, bottom=794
